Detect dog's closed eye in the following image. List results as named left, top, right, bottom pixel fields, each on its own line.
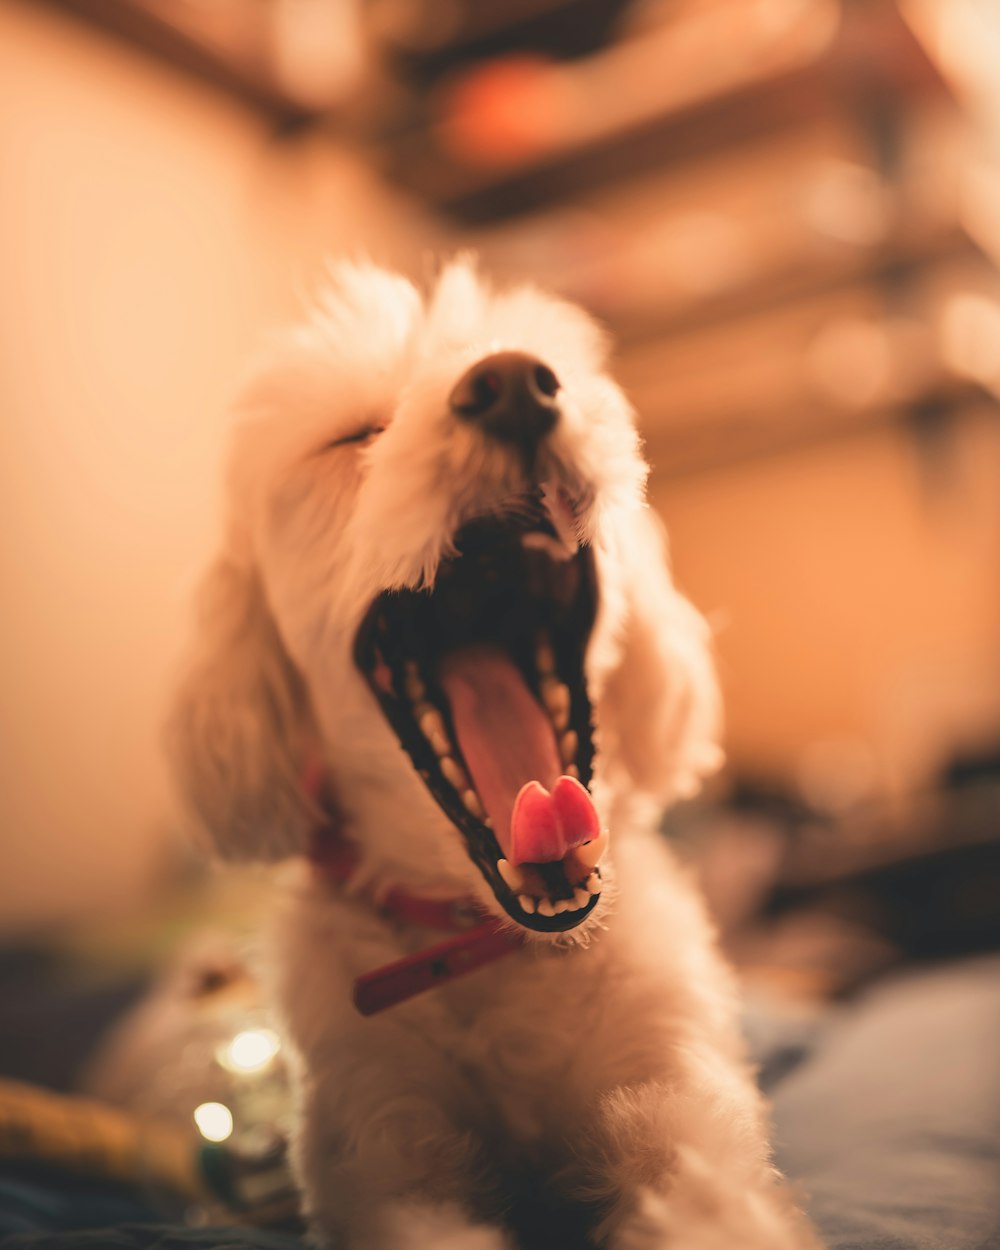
left=323, top=426, right=386, bottom=451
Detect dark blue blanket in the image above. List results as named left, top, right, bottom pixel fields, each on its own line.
left=3, top=956, right=999, bottom=1249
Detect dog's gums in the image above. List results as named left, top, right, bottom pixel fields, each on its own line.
left=354, top=485, right=605, bottom=934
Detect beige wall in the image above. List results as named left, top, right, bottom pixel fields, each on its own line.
left=653, top=409, right=1000, bottom=805
left=0, top=1, right=436, bottom=932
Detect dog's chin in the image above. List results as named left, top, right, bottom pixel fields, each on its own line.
left=353, top=485, right=608, bottom=935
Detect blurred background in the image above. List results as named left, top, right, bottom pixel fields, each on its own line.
left=1, top=0, right=1000, bottom=1191
left=1, top=1, right=1000, bottom=1240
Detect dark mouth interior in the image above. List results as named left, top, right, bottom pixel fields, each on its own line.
left=353, top=490, right=602, bottom=933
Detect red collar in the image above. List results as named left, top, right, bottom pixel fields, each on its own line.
left=308, top=822, right=525, bottom=1016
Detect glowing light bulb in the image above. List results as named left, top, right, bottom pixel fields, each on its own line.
left=193, top=1101, right=234, bottom=1142
left=221, top=1028, right=281, bottom=1074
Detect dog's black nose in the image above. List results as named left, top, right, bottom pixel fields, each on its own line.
left=449, top=351, right=561, bottom=451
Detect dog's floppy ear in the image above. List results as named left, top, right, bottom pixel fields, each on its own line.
left=167, top=537, right=319, bottom=861
left=594, top=506, right=723, bottom=805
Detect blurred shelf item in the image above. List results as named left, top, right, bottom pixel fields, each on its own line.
left=374, top=0, right=945, bottom=222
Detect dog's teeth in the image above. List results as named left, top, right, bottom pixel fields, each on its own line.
left=584, top=872, right=602, bottom=895
left=541, top=481, right=580, bottom=556
left=573, top=887, right=591, bottom=908
left=565, top=764, right=580, bottom=779
left=418, top=706, right=444, bottom=736
left=541, top=679, right=571, bottom=730
left=574, top=831, right=609, bottom=870
left=536, top=636, right=556, bottom=676
left=553, top=898, right=571, bottom=914
left=462, top=790, right=485, bottom=819
left=404, top=662, right=425, bottom=701
left=518, top=894, right=536, bottom=914
left=440, top=756, right=469, bottom=790
left=536, top=898, right=556, bottom=917
left=541, top=677, right=570, bottom=710
left=497, top=859, right=526, bottom=892
left=418, top=708, right=451, bottom=756
left=560, top=730, right=578, bottom=765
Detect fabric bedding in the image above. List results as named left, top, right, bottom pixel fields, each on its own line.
left=2, top=955, right=998, bottom=1249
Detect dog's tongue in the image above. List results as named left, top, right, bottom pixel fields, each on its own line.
left=439, top=646, right=599, bottom=864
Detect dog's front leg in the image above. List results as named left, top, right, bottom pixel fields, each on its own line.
left=291, top=1037, right=512, bottom=1250
left=571, top=1064, right=818, bottom=1250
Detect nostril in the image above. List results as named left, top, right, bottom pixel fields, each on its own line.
left=454, top=368, right=504, bottom=417
left=532, top=364, right=560, bottom=400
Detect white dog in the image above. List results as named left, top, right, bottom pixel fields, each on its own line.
left=169, top=259, right=818, bottom=1250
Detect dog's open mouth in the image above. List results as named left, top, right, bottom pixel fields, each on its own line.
left=354, top=484, right=603, bottom=933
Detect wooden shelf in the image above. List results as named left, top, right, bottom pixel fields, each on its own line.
left=624, top=250, right=1000, bottom=477
left=376, top=0, right=947, bottom=222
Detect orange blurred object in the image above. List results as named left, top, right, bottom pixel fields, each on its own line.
left=435, top=56, right=574, bottom=169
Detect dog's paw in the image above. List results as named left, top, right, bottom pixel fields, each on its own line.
left=368, top=1200, right=514, bottom=1250
left=607, top=1185, right=820, bottom=1250
left=604, top=1188, right=672, bottom=1250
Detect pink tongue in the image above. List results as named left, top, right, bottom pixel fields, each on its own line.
left=438, top=646, right=599, bottom=865
left=509, top=776, right=600, bottom=865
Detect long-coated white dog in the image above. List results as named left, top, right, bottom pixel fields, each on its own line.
left=169, top=259, right=818, bottom=1250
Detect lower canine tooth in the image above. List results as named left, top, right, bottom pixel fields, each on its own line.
left=585, top=872, right=602, bottom=895
left=462, top=790, right=484, bottom=819
left=518, top=894, right=536, bottom=914
left=574, top=831, right=608, bottom=870
left=498, top=859, right=526, bottom=892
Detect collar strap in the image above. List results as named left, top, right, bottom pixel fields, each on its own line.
left=353, top=920, right=521, bottom=1016
left=308, top=822, right=525, bottom=1015
left=309, top=823, right=484, bottom=934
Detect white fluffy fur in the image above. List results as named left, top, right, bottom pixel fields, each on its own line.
left=169, top=259, right=818, bottom=1249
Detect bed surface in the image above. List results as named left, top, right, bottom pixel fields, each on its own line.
left=2, top=954, right=998, bottom=1249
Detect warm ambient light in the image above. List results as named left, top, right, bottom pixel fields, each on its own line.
left=193, top=1101, right=234, bottom=1143
left=219, top=1027, right=282, bottom=1074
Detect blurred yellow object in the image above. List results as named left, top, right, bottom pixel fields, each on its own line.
left=0, top=1077, right=206, bottom=1202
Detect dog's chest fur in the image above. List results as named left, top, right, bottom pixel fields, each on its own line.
left=271, top=831, right=737, bottom=1160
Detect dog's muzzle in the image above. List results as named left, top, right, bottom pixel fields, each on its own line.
left=449, top=351, right=561, bottom=460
